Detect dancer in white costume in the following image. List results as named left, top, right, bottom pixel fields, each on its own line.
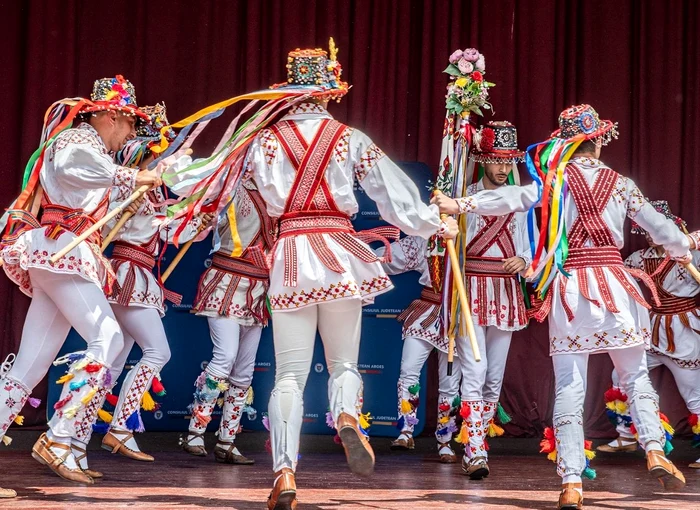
left=599, top=200, right=700, bottom=469
left=180, top=174, right=275, bottom=465
left=378, top=234, right=461, bottom=463
left=454, top=121, right=531, bottom=480
left=434, top=104, right=690, bottom=509
left=66, top=103, right=203, bottom=473
left=244, top=43, right=457, bottom=510
left=0, top=76, right=160, bottom=490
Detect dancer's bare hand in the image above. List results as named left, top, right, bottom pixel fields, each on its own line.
left=503, top=256, right=527, bottom=274
left=135, top=169, right=162, bottom=189
left=441, top=216, right=459, bottom=240
left=431, top=193, right=460, bottom=215
left=125, top=195, right=146, bottom=216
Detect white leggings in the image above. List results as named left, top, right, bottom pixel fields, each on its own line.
left=399, top=336, right=460, bottom=398
left=109, top=305, right=171, bottom=380
left=613, top=351, right=700, bottom=437
left=553, top=345, right=664, bottom=482
left=9, top=269, right=124, bottom=390
left=458, top=325, right=513, bottom=401
left=268, top=298, right=363, bottom=472
left=205, top=316, right=262, bottom=387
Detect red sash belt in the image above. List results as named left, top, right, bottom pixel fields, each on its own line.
left=110, top=240, right=182, bottom=306
left=397, top=285, right=442, bottom=330
left=464, top=256, right=515, bottom=278
left=211, top=252, right=269, bottom=281
left=276, top=210, right=399, bottom=287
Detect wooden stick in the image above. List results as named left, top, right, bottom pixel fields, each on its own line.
left=160, top=220, right=211, bottom=283
left=101, top=211, right=135, bottom=252
left=444, top=231, right=481, bottom=370
left=49, top=185, right=150, bottom=264
left=685, top=262, right=700, bottom=285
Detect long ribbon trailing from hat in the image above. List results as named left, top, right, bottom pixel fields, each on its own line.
left=522, top=134, right=585, bottom=298
left=154, top=87, right=328, bottom=248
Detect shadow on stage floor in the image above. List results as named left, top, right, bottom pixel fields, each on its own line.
left=1, top=429, right=698, bottom=508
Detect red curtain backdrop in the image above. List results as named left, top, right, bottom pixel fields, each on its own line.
left=0, top=0, right=697, bottom=436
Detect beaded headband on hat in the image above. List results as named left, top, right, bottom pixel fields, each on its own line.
left=115, top=102, right=175, bottom=168
left=630, top=199, right=686, bottom=235
left=550, top=104, right=618, bottom=146
left=472, top=121, right=525, bottom=164
left=80, top=75, right=149, bottom=121
left=270, top=38, right=349, bottom=101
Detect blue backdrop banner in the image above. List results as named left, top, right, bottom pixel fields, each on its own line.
left=48, top=162, right=434, bottom=439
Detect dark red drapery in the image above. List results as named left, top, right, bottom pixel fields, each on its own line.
left=0, top=0, right=697, bottom=436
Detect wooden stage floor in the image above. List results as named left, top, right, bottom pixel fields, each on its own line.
left=1, top=430, right=698, bottom=509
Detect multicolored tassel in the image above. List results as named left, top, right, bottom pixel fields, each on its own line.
left=151, top=376, right=166, bottom=397
left=69, top=379, right=88, bottom=391
left=454, top=422, right=469, bottom=444
left=245, top=386, right=254, bottom=406
left=325, top=411, right=335, bottom=429
left=81, top=387, right=98, bottom=405
left=105, top=393, right=119, bottom=407
left=97, top=409, right=113, bottom=423
left=689, top=413, right=700, bottom=448
left=496, top=403, right=512, bottom=424
left=141, top=390, right=156, bottom=412
left=2, top=436, right=12, bottom=446
left=56, top=373, right=74, bottom=385
left=400, top=399, right=413, bottom=415
left=359, top=412, right=372, bottom=431
left=126, top=410, right=145, bottom=433
left=28, top=397, right=41, bottom=408
left=13, top=415, right=24, bottom=426
left=54, top=393, right=73, bottom=410
left=487, top=421, right=504, bottom=437
left=408, top=383, right=420, bottom=395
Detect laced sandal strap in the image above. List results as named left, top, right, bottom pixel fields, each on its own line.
left=110, top=429, right=134, bottom=450
left=71, top=444, right=87, bottom=463
left=46, top=441, right=72, bottom=468
left=184, top=431, right=206, bottom=445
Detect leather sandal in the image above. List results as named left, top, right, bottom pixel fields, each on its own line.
left=0, top=487, right=16, bottom=498
left=557, top=482, right=583, bottom=509
left=102, top=429, right=154, bottom=462
left=647, top=450, right=685, bottom=490
left=31, top=433, right=94, bottom=485
left=267, top=467, right=297, bottom=510
left=437, top=441, right=457, bottom=463
left=214, top=442, right=255, bottom=465
left=180, top=432, right=207, bottom=456
left=71, top=442, right=103, bottom=479
left=390, top=431, right=415, bottom=450
left=337, top=412, right=375, bottom=477
left=596, top=437, right=637, bottom=453
left=461, top=455, right=489, bottom=480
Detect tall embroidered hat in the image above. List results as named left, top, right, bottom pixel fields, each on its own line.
left=116, top=102, right=175, bottom=168
left=80, top=75, right=149, bottom=121
left=270, top=38, right=349, bottom=101
left=631, top=199, right=687, bottom=235
left=471, top=121, right=525, bottom=164
left=550, top=104, right=618, bottom=146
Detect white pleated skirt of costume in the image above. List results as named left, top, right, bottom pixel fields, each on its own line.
left=548, top=267, right=651, bottom=356
left=193, top=267, right=269, bottom=326
left=267, top=233, right=393, bottom=311
left=107, top=261, right=165, bottom=316
left=2, top=228, right=112, bottom=296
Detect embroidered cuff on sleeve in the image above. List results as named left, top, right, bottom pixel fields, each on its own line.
left=113, top=166, right=138, bottom=198
left=456, top=196, right=477, bottom=214
left=688, top=230, right=700, bottom=251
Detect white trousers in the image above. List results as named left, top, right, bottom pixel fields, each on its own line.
left=554, top=345, right=664, bottom=482
left=613, top=352, right=700, bottom=437
left=268, top=299, right=363, bottom=472
left=458, top=325, right=513, bottom=402
left=187, top=317, right=263, bottom=441
left=205, top=316, right=262, bottom=387
left=2, top=269, right=125, bottom=439
left=107, top=305, right=172, bottom=433
left=397, top=335, right=460, bottom=441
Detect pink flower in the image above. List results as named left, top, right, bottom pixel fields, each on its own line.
left=475, top=54, right=486, bottom=72
left=449, top=49, right=463, bottom=64
left=457, top=58, right=474, bottom=74
left=463, top=48, right=480, bottom=62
